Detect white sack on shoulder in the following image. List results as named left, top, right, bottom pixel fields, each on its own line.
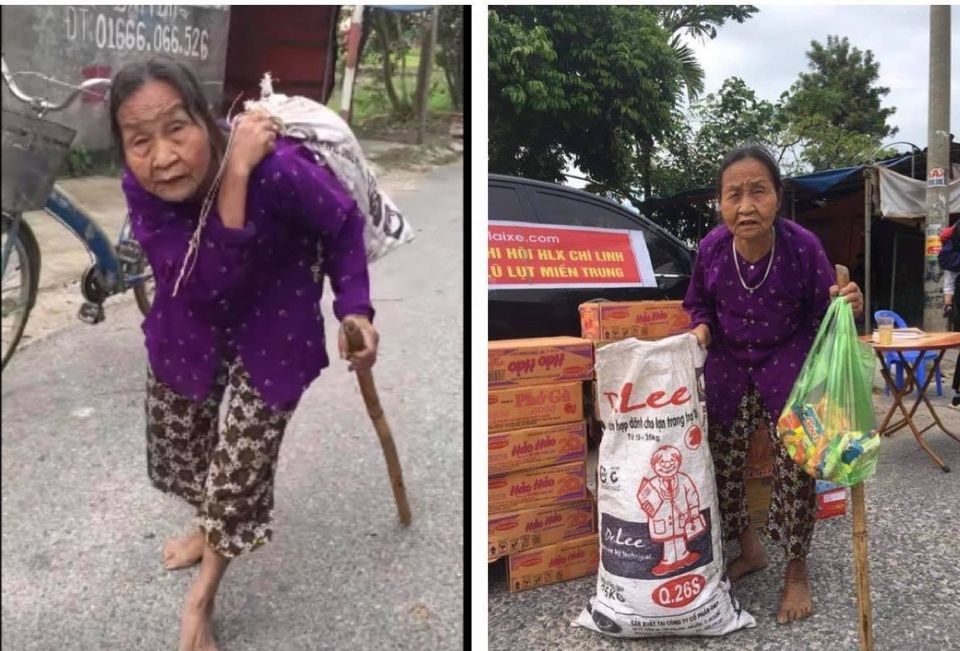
left=575, top=334, right=755, bottom=638
left=244, top=74, right=415, bottom=263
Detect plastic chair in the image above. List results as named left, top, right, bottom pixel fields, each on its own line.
left=874, top=309, right=943, bottom=396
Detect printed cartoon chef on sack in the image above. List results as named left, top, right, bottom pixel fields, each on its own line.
left=638, top=445, right=708, bottom=577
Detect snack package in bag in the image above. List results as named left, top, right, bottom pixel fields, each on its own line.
left=575, top=334, right=756, bottom=638
left=776, top=298, right=879, bottom=486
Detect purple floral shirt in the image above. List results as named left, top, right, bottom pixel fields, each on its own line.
left=683, top=218, right=835, bottom=429
left=124, top=137, right=374, bottom=408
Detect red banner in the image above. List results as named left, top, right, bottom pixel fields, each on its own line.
left=488, top=221, right=656, bottom=289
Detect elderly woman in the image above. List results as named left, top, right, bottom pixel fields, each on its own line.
left=683, top=145, right=863, bottom=625
left=110, top=58, right=379, bottom=650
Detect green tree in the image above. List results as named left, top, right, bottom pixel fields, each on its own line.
left=647, top=76, right=789, bottom=243
left=654, top=77, right=789, bottom=196
left=488, top=6, right=682, bottom=194
left=780, top=35, right=898, bottom=170
left=436, top=5, right=464, bottom=112
left=633, top=6, right=759, bottom=199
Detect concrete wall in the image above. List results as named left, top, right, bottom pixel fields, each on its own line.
left=2, top=5, right=230, bottom=152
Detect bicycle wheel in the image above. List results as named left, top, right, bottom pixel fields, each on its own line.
left=118, top=216, right=155, bottom=317
left=133, top=270, right=155, bottom=317
left=1, top=212, right=40, bottom=370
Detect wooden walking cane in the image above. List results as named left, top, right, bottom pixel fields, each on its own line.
left=836, top=264, right=874, bottom=651
left=343, top=316, right=413, bottom=526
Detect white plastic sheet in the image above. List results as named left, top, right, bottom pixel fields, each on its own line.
left=878, top=165, right=960, bottom=219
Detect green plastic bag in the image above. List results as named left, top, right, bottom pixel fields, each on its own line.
left=775, top=297, right=880, bottom=486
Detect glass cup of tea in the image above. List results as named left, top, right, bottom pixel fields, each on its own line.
left=877, top=315, right=894, bottom=345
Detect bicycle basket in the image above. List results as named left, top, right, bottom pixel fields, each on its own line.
left=2, top=108, right=76, bottom=213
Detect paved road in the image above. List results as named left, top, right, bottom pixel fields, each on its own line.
left=1, top=162, right=464, bottom=650
left=488, top=387, right=960, bottom=651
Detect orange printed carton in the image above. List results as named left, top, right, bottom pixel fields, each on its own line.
left=579, top=300, right=691, bottom=343
left=507, top=534, right=599, bottom=593
left=488, top=421, right=587, bottom=475
left=488, top=461, right=588, bottom=515
left=488, top=497, right=595, bottom=560
left=488, top=381, right=584, bottom=433
left=815, top=481, right=848, bottom=520
left=488, top=337, right=594, bottom=388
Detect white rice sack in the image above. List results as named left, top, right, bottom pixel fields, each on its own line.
left=575, top=334, right=756, bottom=638
left=245, top=75, right=415, bottom=264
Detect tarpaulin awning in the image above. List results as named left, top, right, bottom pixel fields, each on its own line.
left=878, top=164, right=960, bottom=218
left=654, top=153, right=917, bottom=205
left=788, top=154, right=914, bottom=193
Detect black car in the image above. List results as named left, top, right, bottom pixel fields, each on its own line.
left=488, top=174, right=696, bottom=340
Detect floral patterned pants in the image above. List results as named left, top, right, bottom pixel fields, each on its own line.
left=145, top=357, right=297, bottom=558
left=709, top=385, right=817, bottom=560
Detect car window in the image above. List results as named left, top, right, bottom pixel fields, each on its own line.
left=532, top=189, right=688, bottom=275
left=489, top=184, right=530, bottom=223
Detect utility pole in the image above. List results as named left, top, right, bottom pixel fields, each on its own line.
left=923, top=5, right=951, bottom=331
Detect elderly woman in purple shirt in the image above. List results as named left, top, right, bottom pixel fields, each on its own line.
left=110, top=58, right=378, bottom=650
left=683, top=145, right=863, bottom=625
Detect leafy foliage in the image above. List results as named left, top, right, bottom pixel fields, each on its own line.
left=488, top=6, right=682, bottom=192
left=436, top=6, right=464, bottom=112
left=779, top=35, right=898, bottom=170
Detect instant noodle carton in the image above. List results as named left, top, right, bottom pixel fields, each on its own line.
left=488, top=337, right=594, bottom=388
left=488, top=461, right=588, bottom=514
left=488, top=497, right=595, bottom=561
left=508, top=533, right=600, bottom=593
left=488, top=421, right=588, bottom=475
left=488, top=382, right=584, bottom=433
left=579, top=300, right=691, bottom=343
left=815, top=480, right=848, bottom=519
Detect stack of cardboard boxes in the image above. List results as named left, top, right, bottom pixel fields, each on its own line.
left=487, top=336, right=599, bottom=593
left=577, top=299, right=692, bottom=421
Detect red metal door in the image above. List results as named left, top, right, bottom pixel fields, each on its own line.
left=221, top=5, right=340, bottom=115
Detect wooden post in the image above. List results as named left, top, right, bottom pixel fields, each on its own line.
left=343, top=316, right=412, bottom=526
left=837, top=263, right=875, bottom=651
left=415, top=6, right=439, bottom=145
left=850, top=482, right=873, bottom=651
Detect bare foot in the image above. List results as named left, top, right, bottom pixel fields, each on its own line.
left=163, top=530, right=205, bottom=571
left=179, top=595, right=217, bottom=651
left=777, top=559, right=813, bottom=624
left=727, top=527, right=768, bottom=581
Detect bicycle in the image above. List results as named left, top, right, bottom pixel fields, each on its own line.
left=1, top=54, right=155, bottom=371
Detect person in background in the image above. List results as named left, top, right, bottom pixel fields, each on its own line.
left=683, top=144, right=863, bottom=625
left=940, top=224, right=960, bottom=408
left=110, top=58, right=379, bottom=651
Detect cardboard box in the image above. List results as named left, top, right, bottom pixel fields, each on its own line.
left=488, top=421, right=588, bottom=475
left=488, top=461, right=588, bottom=514
left=488, top=498, right=595, bottom=560
left=579, top=300, right=691, bottom=343
left=816, top=481, right=848, bottom=519
left=508, top=534, right=599, bottom=593
left=488, top=337, right=594, bottom=388
left=746, top=476, right=773, bottom=531
left=488, top=382, right=584, bottom=433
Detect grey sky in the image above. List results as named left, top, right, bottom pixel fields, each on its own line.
left=686, top=4, right=959, bottom=157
